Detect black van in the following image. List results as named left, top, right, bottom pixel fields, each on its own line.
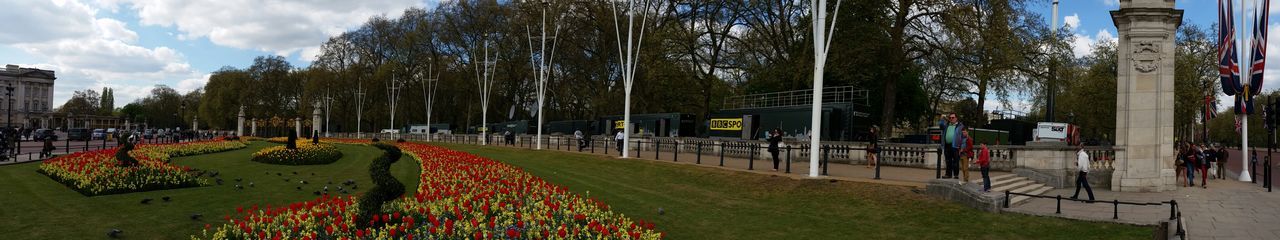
left=67, top=128, right=91, bottom=141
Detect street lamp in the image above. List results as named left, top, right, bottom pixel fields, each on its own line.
left=4, top=85, right=12, bottom=130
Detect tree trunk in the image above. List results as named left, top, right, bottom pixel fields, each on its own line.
left=880, top=0, right=912, bottom=138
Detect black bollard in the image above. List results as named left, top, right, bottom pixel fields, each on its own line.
left=655, top=140, right=660, bottom=160
left=719, top=142, right=725, bottom=166
left=696, top=142, right=702, bottom=164
left=786, top=146, right=792, bottom=173
left=1113, top=200, right=1119, bottom=219
left=1055, top=195, right=1062, bottom=214
left=748, top=144, right=755, bottom=170
left=874, top=149, right=882, bottom=180
left=673, top=141, right=678, bottom=162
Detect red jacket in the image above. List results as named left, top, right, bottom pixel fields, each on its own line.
left=962, top=137, right=975, bottom=158
left=976, top=146, right=990, bottom=166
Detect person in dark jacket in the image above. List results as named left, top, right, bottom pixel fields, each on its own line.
left=767, top=128, right=782, bottom=171
left=938, top=114, right=966, bottom=179
left=1217, top=145, right=1229, bottom=179
left=41, top=136, right=55, bottom=158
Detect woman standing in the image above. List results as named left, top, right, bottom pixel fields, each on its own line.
left=1176, top=143, right=1187, bottom=187
left=767, top=129, right=782, bottom=171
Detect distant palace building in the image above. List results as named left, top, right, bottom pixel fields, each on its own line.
left=0, top=64, right=55, bottom=128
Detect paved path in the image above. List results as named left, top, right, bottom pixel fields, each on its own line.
left=1010, top=177, right=1280, bottom=239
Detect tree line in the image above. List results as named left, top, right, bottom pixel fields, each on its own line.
left=152, top=0, right=1218, bottom=141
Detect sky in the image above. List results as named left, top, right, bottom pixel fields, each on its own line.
left=1012, top=0, right=1280, bottom=115
left=0, top=0, right=438, bottom=108
left=0, top=0, right=1270, bottom=113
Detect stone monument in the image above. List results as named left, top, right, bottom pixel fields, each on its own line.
left=1110, top=0, right=1182, bottom=192
left=312, top=102, right=322, bottom=138
left=236, top=106, right=245, bottom=136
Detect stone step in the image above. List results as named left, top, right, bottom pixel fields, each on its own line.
left=988, top=174, right=1017, bottom=182
left=989, top=175, right=1027, bottom=187
left=990, top=178, right=1032, bottom=192
left=1009, top=186, right=1054, bottom=206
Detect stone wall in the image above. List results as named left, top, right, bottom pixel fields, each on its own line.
left=924, top=179, right=1006, bottom=213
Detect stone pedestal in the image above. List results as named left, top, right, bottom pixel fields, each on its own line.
left=312, top=104, right=322, bottom=138
left=294, top=118, right=302, bottom=139
left=1110, top=0, right=1182, bottom=192
left=236, top=106, right=245, bottom=136
left=250, top=119, right=257, bottom=137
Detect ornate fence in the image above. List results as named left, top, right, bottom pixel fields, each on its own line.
left=332, top=133, right=1116, bottom=173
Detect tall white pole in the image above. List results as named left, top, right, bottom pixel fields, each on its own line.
left=421, top=65, right=438, bottom=142
left=357, top=77, right=364, bottom=139
left=612, top=0, right=649, bottom=158
left=1240, top=0, right=1255, bottom=182
left=476, top=36, right=496, bottom=145
left=809, top=0, right=842, bottom=177
left=529, top=3, right=560, bottom=150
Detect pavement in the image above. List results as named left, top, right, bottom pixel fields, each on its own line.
left=1008, top=174, right=1279, bottom=240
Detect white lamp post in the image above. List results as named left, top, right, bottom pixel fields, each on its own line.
left=529, top=0, right=562, bottom=150
left=611, top=0, right=653, bottom=158
left=809, top=0, right=842, bottom=177
left=420, top=64, right=440, bottom=142
left=475, top=34, right=498, bottom=145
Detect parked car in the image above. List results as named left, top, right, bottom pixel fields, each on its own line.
left=67, top=128, right=91, bottom=141
left=33, top=129, right=57, bottom=141
left=91, top=129, right=106, bottom=140
left=143, top=129, right=155, bottom=139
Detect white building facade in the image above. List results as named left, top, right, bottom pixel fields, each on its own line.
left=0, top=64, right=55, bottom=128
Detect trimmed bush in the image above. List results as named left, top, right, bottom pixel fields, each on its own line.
left=250, top=141, right=343, bottom=165
left=355, top=142, right=406, bottom=229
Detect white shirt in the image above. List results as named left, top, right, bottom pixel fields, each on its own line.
left=1077, top=149, right=1090, bottom=173
left=615, top=131, right=624, bottom=140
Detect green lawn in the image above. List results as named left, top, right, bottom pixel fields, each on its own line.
left=0, top=141, right=420, bottom=239
left=437, top=143, right=1153, bottom=240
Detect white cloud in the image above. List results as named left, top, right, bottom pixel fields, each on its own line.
left=0, top=0, right=203, bottom=107
left=1063, top=14, right=1079, bottom=30
left=123, top=0, right=423, bottom=60
left=1071, top=29, right=1116, bottom=58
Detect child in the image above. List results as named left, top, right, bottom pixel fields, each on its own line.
left=977, top=143, right=991, bottom=192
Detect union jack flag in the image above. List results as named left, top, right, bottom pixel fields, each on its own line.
left=1206, top=95, right=1219, bottom=120
left=1249, top=0, right=1271, bottom=97
left=1220, top=0, right=1242, bottom=96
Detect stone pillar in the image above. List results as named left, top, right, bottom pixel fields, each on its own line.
left=250, top=119, right=257, bottom=137
left=294, top=117, right=302, bottom=138
left=312, top=102, right=322, bottom=138
left=1110, top=0, right=1182, bottom=192
left=236, top=106, right=245, bottom=136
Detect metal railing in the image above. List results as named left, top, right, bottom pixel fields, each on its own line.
left=1003, top=191, right=1185, bottom=239
left=327, top=133, right=1119, bottom=176
left=722, top=86, right=869, bottom=110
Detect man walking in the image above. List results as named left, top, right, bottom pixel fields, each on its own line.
left=1071, top=142, right=1095, bottom=201
left=614, top=129, right=625, bottom=155
left=1217, top=145, right=1229, bottom=179
left=574, top=129, right=585, bottom=151
left=937, top=114, right=965, bottom=179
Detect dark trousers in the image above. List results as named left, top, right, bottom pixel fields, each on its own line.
left=770, top=150, right=780, bottom=169
left=1200, top=164, right=1209, bottom=187
left=981, top=166, right=991, bottom=191
left=1072, top=171, right=1095, bottom=200
left=616, top=139, right=624, bottom=155
left=944, top=146, right=959, bottom=178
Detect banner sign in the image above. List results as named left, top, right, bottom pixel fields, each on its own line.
left=709, top=118, right=743, bottom=131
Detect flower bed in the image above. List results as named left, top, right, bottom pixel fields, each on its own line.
left=251, top=141, right=343, bottom=165
left=198, top=142, right=663, bottom=239
left=38, top=140, right=247, bottom=196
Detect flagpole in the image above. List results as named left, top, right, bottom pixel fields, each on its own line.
left=1240, top=0, right=1257, bottom=182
